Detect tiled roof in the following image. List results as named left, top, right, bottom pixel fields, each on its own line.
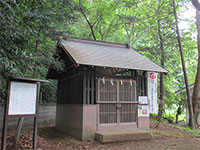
left=59, top=38, right=168, bottom=73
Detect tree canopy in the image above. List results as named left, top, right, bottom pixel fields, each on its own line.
left=0, top=0, right=198, bottom=124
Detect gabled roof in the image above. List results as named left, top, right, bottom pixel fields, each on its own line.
left=58, top=38, right=168, bottom=73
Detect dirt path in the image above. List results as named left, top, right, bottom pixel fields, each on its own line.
left=1, top=121, right=200, bottom=150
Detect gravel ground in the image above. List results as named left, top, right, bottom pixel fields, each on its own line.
left=1, top=121, right=200, bottom=150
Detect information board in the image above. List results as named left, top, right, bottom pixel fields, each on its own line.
left=8, top=81, right=37, bottom=115
left=1, top=77, right=48, bottom=150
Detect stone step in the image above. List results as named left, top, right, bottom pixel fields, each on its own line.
left=95, top=130, right=150, bottom=143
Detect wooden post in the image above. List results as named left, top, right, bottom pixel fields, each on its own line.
left=117, top=81, right=120, bottom=125
left=91, top=73, right=94, bottom=104
left=87, top=73, right=90, bottom=104
left=1, top=81, right=11, bottom=150
left=95, top=77, right=98, bottom=104
left=1, top=104, right=9, bottom=150
left=33, top=82, right=40, bottom=149
left=83, top=72, right=86, bottom=104
left=15, top=117, right=24, bottom=144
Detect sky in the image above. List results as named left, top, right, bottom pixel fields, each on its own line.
left=179, top=2, right=196, bottom=32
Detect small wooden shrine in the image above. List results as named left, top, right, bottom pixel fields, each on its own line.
left=47, top=37, right=167, bottom=141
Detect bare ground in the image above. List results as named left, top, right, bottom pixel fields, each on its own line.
left=1, top=121, right=200, bottom=150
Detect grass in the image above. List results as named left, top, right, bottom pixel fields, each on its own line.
left=150, top=128, right=184, bottom=138
left=176, top=125, right=200, bottom=135
left=150, top=118, right=200, bottom=138
left=150, top=113, right=200, bottom=136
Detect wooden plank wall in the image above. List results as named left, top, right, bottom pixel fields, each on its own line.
left=57, top=66, right=97, bottom=105
left=136, top=72, right=147, bottom=97
left=57, top=66, right=146, bottom=105
left=83, top=71, right=96, bottom=104
left=57, top=74, right=83, bottom=104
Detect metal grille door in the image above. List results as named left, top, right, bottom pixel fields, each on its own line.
left=98, top=78, right=137, bottom=124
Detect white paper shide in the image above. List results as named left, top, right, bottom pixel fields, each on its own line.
left=8, top=82, right=37, bottom=115
left=147, top=72, right=157, bottom=113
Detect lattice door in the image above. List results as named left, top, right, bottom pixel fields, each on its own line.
left=98, top=78, right=137, bottom=124
left=99, top=79, right=117, bottom=124
left=119, top=81, right=137, bottom=123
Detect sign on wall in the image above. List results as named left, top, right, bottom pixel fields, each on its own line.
left=138, top=96, right=148, bottom=104
left=147, top=72, right=158, bottom=113
left=138, top=105, right=149, bottom=117
left=9, top=82, right=37, bottom=115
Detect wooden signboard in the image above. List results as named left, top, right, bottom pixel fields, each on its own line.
left=9, top=82, right=37, bottom=115
left=1, top=77, right=48, bottom=150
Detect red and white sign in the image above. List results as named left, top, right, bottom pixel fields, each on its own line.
left=150, top=72, right=156, bottom=79
left=147, top=72, right=157, bottom=113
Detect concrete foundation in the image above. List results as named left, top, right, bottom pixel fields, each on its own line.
left=56, top=104, right=98, bottom=141
left=56, top=104, right=150, bottom=141
left=138, top=116, right=149, bottom=128
left=95, top=130, right=150, bottom=143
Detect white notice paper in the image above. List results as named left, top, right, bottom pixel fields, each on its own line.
left=147, top=72, right=158, bottom=113
left=138, top=96, right=148, bottom=104
left=8, top=82, right=37, bottom=115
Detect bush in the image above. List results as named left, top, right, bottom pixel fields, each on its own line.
left=162, top=113, right=175, bottom=123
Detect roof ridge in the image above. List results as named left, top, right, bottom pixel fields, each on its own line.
left=64, top=37, right=130, bottom=48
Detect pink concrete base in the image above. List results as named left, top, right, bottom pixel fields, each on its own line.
left=56, top=104, right=83, bottom=139
left=98, top=123, right=137, bottom=130
left=82, top=105, right=98, bottom=131
left=56, top=104, right=98, bottom=141
left=138, top=117, right=149, bottom=128
left=56, top=104, right=149, bottom=141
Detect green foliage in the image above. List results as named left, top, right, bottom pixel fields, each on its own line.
left=0, top=0, right=198, bottom=110
left=0, top=0, right=75, bottom=102
left=177, top=125, right=200, bottom=134
left=40, top=80, right=57, bottom=103
left=162, top=112, right=176, bottom=123
left=150, top=113, right=158, bottom=120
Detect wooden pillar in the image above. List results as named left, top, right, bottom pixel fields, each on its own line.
left=83, top=72, right=87, bottom=104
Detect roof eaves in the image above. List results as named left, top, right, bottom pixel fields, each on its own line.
left=79, top=63, right=168, bottom=74
left=58, top=41, right=79, bottom=68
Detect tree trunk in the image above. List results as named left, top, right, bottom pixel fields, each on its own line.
left=129, top=34, right=132, bottom=48
left=33, top=40, right=39, bottom=78
left=192, top=9, right=200, bottom=125
left=175, top=98, right=183, bottom=124
left=79, top=8, right=96, bottom=40
left=129, top=23, right=134, bottom=48
left=172, top=0, right=195, bottom=128
left=156, top=19, right=164, bottom=127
